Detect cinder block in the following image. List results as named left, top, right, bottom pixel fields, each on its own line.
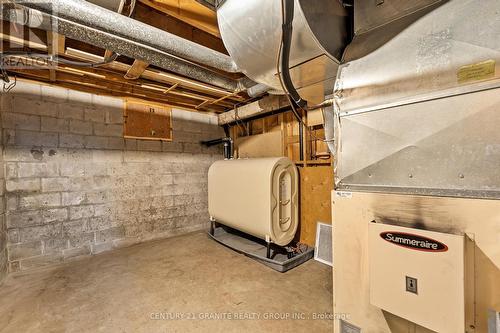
left=2, top=112, right=41, bottom=131
left=8, top=241, right=43, bottom=261
left=107, top=137, right=125, bottom=150
left=91, top=242, right=113, bottom=254
left=155, top=174, right=173, bottom=186
left=59, top=163, right=85, bottom=177
left=88, top=216, right=113, bottom=231
left=69, top=205, right=94, bottom=220
left=87, top=191, right=108, bottom=205
left=18, top=222, right=63, bottom=243
left=1, top=94, right=12, bottom=113
left=6, top=210, right=42, bottom=228
left=137, top=140, right=162, bottom=152
left=68, top=89, right=92, bottom=105
left=93, top=123, right=123, bottom=137
left=42, top=208, right=68, bottom=223
left=182, top=143, right=202, bottom=154
left=5, top=178, right=40, bottom=192
left=67, top=232, right=94, bottom=249
left=83, top=163, right=108, bottom=177
left=175, top=130, right=204, bottom=144
left=42, top=238, right=68, bottom=255
left=6, top=195, right=18, bottom=212
left=123, top=151, right=150, bottom=163
left=41, top=85, right=68, bottom=103
left=84, top=136, right=108, bottom=149
left=12, top=96, right=57, bottom=117
left=59, top=134, right=85, bottom=148
left=7, top=229, right=20, bottom=243
left=15, top=130, right=58, bottom=147
left=84, top=107, right=105, bottom=123
left=17, top=163, right=58, bottom=178
left=63, top=218, right=89, bottom=236
left=61, top=191, right=86, bottom=206
left=95, top=226, right=125, bottom=244
left=105, top=108, right=124, bottom=124
left=125, top=139, right=137, bottom=150
left=18, top=193, right=61, bottom=210
left=3, top=129, right=15, bottom=146
left=58, top=104, right=84, bottom=120
left=93, top=204, right=112, bottom=217
left=41, top=177, right=71, bottom=192
left=162, top=141, right=183, bottom=153
left=92, top=150, right=122, bottom=163
left=41, top=117, right=69, bottom=133
left=92, top=94, right=123, bottom=109
left=10, top=81, right=41, bottom=99
left=63, top=244, right=91, bottom=259
left=69, top=120, right=93, bottom=135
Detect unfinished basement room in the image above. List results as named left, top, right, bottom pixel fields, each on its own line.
left=0, top=0, right=499, bottom=332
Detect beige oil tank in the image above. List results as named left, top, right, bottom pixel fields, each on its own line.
left=208, top=157, right=299, bottom=246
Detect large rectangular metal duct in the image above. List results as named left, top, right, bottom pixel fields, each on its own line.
left=333, top=0, right=500, bottom=199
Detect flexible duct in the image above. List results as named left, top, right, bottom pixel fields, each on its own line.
left=247, top=83, right=272, bottom=98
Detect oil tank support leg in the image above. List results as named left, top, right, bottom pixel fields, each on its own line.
left=209, top=217, right=216, bottom=236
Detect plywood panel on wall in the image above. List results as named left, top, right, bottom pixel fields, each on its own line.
left=297, top=165, right=333, bottom=246
left=125, top=100, right=172, bottom=141
left=235, top=131, right=283, bottom=158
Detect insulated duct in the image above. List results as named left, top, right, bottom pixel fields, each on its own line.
left=2, top=3, right=256, bottom=92
left=19, top=0, right=240, bottom=73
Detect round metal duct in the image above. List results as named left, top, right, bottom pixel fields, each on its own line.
left=217, top=0, right=348, bottom=92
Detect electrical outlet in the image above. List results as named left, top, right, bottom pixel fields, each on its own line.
left=406, top=276, right=418, bottom=294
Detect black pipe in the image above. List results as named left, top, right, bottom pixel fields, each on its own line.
left=299, top=118, right=304, bottom=162
left=280, top=0, right=307, bottom=110
left=200, top=137, right=233, bottom=160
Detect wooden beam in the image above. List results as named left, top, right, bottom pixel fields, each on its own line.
left=134, top=1, right=226, bottom=53
left=139, top=0, right=220, bottom=38
left=65, top=47, right=241, bottom=100
left=12, top=69, right=228, bottom=113
left=46, top=31, right=58, bottom=81
left=124, top=59, right=150, bottom=80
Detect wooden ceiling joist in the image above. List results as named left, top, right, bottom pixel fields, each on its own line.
left=0, top=5, right=251, bottom=113
left=139, top=0, right=220, bottom=38
left=124, top=60, right=150, bottom=80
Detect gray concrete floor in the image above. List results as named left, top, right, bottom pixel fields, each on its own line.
left=0, top=232, right=333, bottom=333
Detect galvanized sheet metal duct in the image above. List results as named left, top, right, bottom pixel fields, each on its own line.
left=333, top=0, right=500, bottom=198
left=19, top=0, right=240, bottom=74
left=217, top=0, right=348, bottom=103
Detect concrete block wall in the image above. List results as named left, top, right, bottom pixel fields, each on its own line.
left=0, top=80, right=223, bottom=272
left=0, top=123, right=6, bottom=283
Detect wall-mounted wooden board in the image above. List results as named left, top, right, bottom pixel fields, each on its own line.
left=235, top=131, right=283, bottom=158
left=297, top=165, right=333, bottom=246
left=125, top=100, right=173, bottom=141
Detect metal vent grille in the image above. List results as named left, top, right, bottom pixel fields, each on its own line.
left=340, top=320, right=361, bottom=333
left=314, top=222, right=332, bottom=266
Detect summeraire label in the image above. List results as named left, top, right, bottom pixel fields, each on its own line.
left=380, top=232, right=448, bottom=252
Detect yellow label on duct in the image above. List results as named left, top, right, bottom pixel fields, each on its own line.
left=457, top=59, right=496, bottom=83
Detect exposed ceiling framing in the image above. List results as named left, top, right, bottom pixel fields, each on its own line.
left=0, top=0, right=251, bottom=113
